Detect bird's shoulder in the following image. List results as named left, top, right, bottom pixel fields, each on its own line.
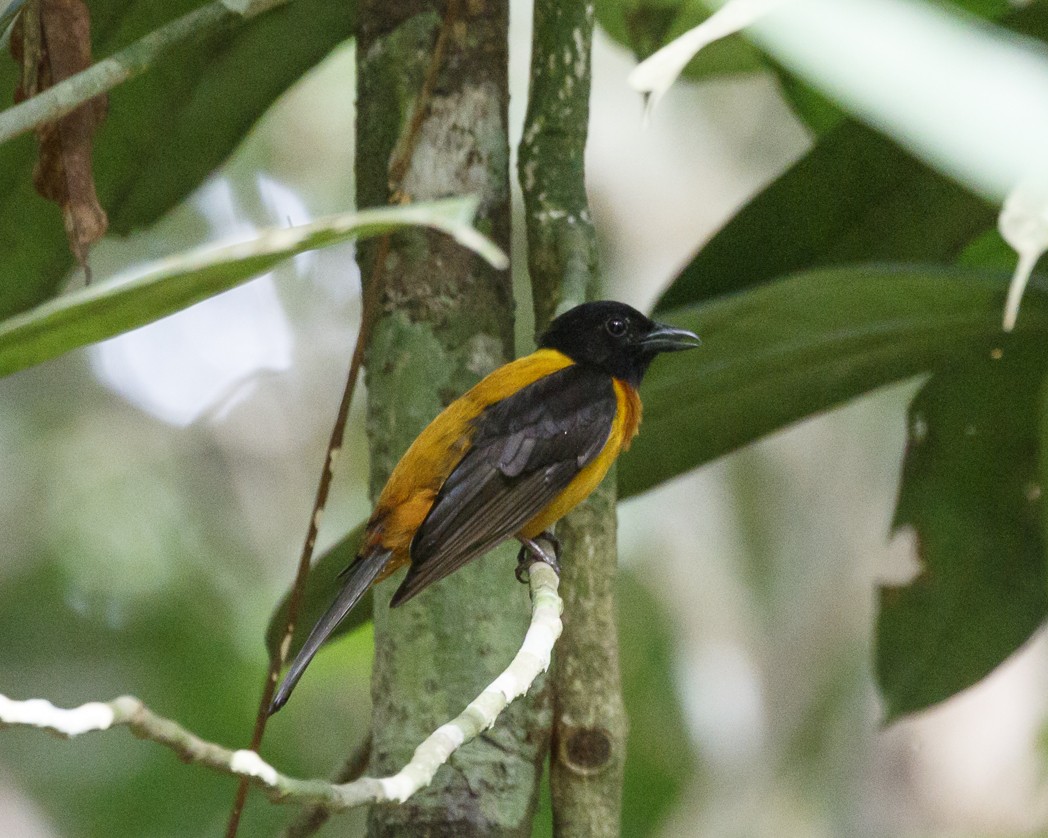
left=469, top=358, right=619, bottom=476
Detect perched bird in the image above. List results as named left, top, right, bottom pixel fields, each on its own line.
left=269, top=300, right=700, bottom=714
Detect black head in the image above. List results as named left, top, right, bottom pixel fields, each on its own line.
left=538, top=301, right=701, bottom=386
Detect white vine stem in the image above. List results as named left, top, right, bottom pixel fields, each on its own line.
left=0, top=562, right=562, bottom=812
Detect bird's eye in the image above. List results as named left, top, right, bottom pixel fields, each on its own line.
left=605, top=317, right=627, bottom=337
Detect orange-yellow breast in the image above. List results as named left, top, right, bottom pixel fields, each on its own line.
left=366, top=349, right=577, bottom=573
left=519, top=376, right=641, bottom=538
left=365, top=349, right=642, bottom=579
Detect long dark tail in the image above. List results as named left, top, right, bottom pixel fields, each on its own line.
left=268, top=549, right=392, bottom=715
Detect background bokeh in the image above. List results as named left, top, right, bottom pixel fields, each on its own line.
left=2, top=2, right=1047, bottom=835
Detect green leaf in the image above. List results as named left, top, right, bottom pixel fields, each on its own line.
left=0, top=198, right=507, bottom=377
left=282, top=268, right=1048, bottom=653
left=772, top=70, right=844, bottom=136
left=617, top=571, right=697, bottom=835
left=957, top=228, right=1017, bottom=272
left=0, top=0, right=355, bottom=320
left=654, top=120, right=994, bottom=311
left=876, top=345, right=1048, bottom=720
left=950, top=0, right=1016, bottom=20
left=0, top=0, right=26, bottom=33
left=594, top=0, right=765, bottom=81
left=621, top=267, right=1048, bottom=499
left=595, top=0, right=1018, bottom=90
left=265, top=524, right=370, bottom=660
left=0, top=560, right=268, bottom=837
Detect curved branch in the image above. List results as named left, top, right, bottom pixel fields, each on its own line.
left=0, top=563, right=562, bottom=813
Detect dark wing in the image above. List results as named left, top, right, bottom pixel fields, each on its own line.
left=389, top=364, right=616, bottom=606
left=269, top=548, right=391, bottom=715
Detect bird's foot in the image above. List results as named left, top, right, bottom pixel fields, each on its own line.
left=515, top=532, right=561, bottom=583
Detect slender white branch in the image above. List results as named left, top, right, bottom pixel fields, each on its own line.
left=999, top=174, right=1048, bottom=332
left=380, top=561, right=563, bottom=802
left=0, top=0, right=291, bottom=146
left=0, top=563, right=562, bottom=813
left=627, top=0, right=790, bottom=117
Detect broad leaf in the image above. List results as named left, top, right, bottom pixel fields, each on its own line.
left=276, top=268, right=1048, bottom=657
left=621, top=267, right=1048, bottom=498
left=595, top=0, right=765, bottom=81
left=0, top=198, right=506, bottom=377
left=617, top=571, right=697, bottom=836
left=654, top=120, right=994, bottom=310
left=772, top=70, right=844, bottom=137
left=773, top=0, right=1022, bottom=134
left=595, top=0, right=1017, bottom=94
left=0, top=0, right=355, bottom=319
left=877, top=346, right=1048, bottom=720
left=265, top=524, right=369, bottom=660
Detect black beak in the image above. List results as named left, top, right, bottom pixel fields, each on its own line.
left=640, top=322, right=701, bottom=353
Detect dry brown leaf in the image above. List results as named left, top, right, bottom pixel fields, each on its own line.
left=12, top=0, right=108, bottom=275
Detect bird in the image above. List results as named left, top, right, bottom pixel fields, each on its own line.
left=269, top=300, right=700, bottom=714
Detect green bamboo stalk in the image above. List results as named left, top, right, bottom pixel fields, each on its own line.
left=356, top=1, right=548, bottom=835
left=519, top=0, right=629, bottom=835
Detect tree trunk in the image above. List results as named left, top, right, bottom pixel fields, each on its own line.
left=519, top=0, right=628, bottom=835
left=356, top=1, right=549, bottom=835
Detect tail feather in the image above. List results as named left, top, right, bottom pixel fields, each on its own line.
left=268, top=549, right=391, bottom=715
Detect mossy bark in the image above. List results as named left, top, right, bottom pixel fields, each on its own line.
left=519, top=1, right=628, bottom=835
left=356, top=2, right=549, bottom=836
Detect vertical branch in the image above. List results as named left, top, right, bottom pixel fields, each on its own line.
left=519, top=1, right=628, bottom=836
left=518, top=0, right=598, bottom=325
left=545, top=483, right=626, bottom=838
left=357, top=1, right=549, bottom=836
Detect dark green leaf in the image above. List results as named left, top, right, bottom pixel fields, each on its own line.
left=296, top=269, right=1048, bottom=649
left=957, top=228, right=1019, bottom=272
left=0, top=0, right=355, bottom=320
left=94, top=1, right=355, bottom=235
left=621, top=267, right=1048, bottom=499
left=595, top=0, right=1020, bottom=92
left=772, top=70, right=844, bottom=136
left=877, top=345, right=1048, bottom=720
left=617, top=571, right=697, bottom=836
left=654, top=120, right=994, bottom=311
left=265, top=524, right=370, bottom=659
left=949, top=0, right=1015, bottom=19
left=0, top=198, right=506, bottom=377
left=595, top=0, right=764, bottom=81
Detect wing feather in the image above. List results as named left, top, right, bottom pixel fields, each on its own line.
left=389, top=364, right=616, bottom=606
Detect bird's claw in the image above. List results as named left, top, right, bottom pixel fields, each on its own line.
left=515, top=532, right=561, bottom=583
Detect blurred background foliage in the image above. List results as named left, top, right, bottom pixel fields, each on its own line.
left=3, top=0, right=1048, bottom=836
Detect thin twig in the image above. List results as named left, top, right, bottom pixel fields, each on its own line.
left=0, top=0, right=287, bottom=146
left=224, top=6, right=460, bottom=834
left=0, top=564, right=562, bottom=814
left=223, top=249, right=386, bottom=836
